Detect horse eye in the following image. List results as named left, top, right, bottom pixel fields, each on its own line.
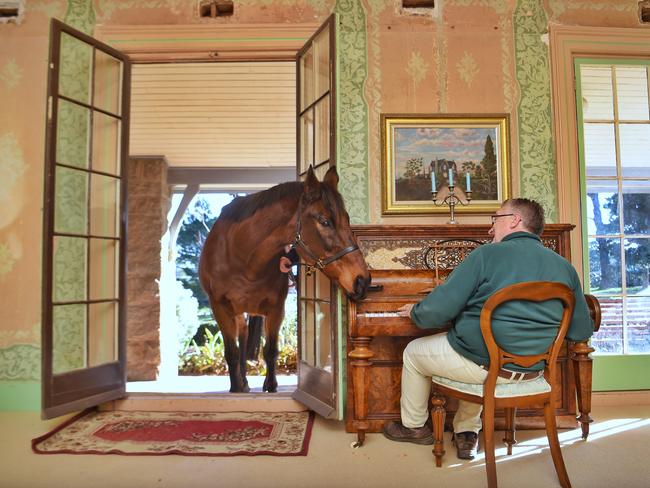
left=318, top=216, right=332, bottom=228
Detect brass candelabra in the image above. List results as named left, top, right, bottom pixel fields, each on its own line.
left=431, top=184, right=472, bottom=224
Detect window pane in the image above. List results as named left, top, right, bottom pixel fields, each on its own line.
left=615, top=66, right=649, bottom=121
left=619, top=124, right=650, bottom=177
left=53, top=236, right=87, bottom=303
left=54, top=166, right=88, bottom=235
left=300, top=110, right=314, bottom=172
left=315, top=269, right=331, bottom=302
left=625, top=238, right=650, bottom=292
left=590, top=297, right=623, bottom=353
left=314, top=27, right=330, bottom=100
left=89, top=238, right=117, bottom=301
left=586, top=180, right=619, bottom=235
left=622, top=182, right=650, bottom=235
left=626, top=296, right=650, bottom=353
left=53, top=304, right=86, bottom=374
left=300, top=300, right=315, bottom=366
left=315, top=301, right=331, bottom=370
left=300, top=45, right=314, bottom=111
left=92, top=111, right=121, bottom=176
left=584, top=123, right=616, bottom=177
left=59, top=32, right=92, bottom=105
left=90, top=173, right=119, bottom=238
left=588, top=237, right=622, bottom=294
left=314, top=95, right=330, bottom=165
left=94, top=50, right=122, bottom=115
left=580, top=65, right=613, bottom=120
left=88, top=302, right=117, bottom=366
left=56, top=99, right=90, bottom=168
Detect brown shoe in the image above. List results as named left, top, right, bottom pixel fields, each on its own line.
left=382, top=420, right=434, bottom=445
left=453, top=431, right=479, bottom=460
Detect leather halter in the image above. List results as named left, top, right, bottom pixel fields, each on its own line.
left=293, top=199, right=360, bottom=270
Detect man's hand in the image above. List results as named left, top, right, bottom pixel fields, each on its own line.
left=279, top=256, right=293, bottom=273
left=397, top=303, right=414, bottom=317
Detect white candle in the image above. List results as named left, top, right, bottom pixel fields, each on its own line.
left=448, top=169, right=453, bottom=186
left=431, top=171, right=436, bottom=191
left=466, top=172, right=471, bottom=191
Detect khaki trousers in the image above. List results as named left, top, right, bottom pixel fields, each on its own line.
left=400, top=332, right=521, bottom=434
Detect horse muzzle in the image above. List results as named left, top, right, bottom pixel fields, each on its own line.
left=349, top=273, right=370, bottom=301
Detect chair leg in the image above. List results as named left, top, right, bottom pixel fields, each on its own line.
left=543, top=401, right=572, bottom=488
left=503, top=407, right=517, bottom=455
left=483, top=402, right=498, bottom=488
left=431, top=392, right=446, bottom=468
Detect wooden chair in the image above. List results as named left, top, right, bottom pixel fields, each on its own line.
left=430, top=282, right=576, bottom=488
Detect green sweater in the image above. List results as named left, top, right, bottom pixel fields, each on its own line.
left=410, top=232, right=594, bottom=371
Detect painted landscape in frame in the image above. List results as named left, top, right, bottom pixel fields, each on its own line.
left=381, top=114, right=511, bottom=215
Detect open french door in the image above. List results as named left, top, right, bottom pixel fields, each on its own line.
left=292, top=15, right=341, bottom=418
left=41, top=19, right=130, bottom=418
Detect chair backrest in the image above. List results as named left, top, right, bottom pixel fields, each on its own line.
left=479, top=282, right=575, bottom=389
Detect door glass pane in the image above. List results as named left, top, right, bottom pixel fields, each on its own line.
left=300, top=109, right=314, bottom=172
left=586, top=180, right=619, bottom=235
left=315, top=95, right=330, bottom=164
left=580, top=65, right=613, bottom=120
left=588, top=237, right=622, bottom=295
left=619, top=124, right=650, bottom=177
left=315, top=269, right=331, bottom=302
left=625, top=238, right=650, bottom=292
left=90, top=173, right=119, bottom=238
left=54, top=166, right=88, bottom=235
left=626, top=296, right=650, bottom=353
left=92, top=111, right=121, bottom=176
left=53, top=236, right=87, bottom=303
left=59, top=32, right=92, bottom=104
left=315, top=301, right=331, bottom=370
left=88, top=302, right=117, bottom=366
left=94, top=50, right=122, bottom=115
left=300, top=45, right=314, bottom=111
left=89, top=238, right=117, bottom=300
left=590, top=297, right=623, bottom=353
left=300, top=299, right=315, bottom=366
left=53, top=304, right=86, bottom=374
left=314, top=27, right=329, bottom=100
left=584, top=123, right=616, bottom=177
left=56, top=99, right=90, bottom=168
left=623, top=181, right=650, bottom=234
left=615, top=66, right=649, bottom=121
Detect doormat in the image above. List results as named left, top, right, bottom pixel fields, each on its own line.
left=32, top=409, right=314, bottom=457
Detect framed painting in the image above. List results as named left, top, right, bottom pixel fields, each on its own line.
left=381, top=114, right=511, bottom=215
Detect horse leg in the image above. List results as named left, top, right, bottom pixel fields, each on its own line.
left=262, top=305, right=284, bottom=393
left=237, top=315, right=250, bottom=393
left=209, top=303, right=249, bottom=393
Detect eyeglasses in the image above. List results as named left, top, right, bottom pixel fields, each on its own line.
left=490, top=213, right=515, bottom=224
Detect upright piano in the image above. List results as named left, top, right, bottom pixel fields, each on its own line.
left=346, top=225, right=599, bottom=445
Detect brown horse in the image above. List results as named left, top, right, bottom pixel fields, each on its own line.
left=199, top=166, right=370, bottom=393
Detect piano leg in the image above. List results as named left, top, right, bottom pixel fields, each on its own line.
left=349, top=336, right=374, bottom=446
left=570, top=340, right=595, bottom=440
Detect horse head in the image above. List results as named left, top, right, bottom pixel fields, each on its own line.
left=295, top=166, right=370, bottom=301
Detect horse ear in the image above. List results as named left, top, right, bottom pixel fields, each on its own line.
left=323, top=166, right=339, bottom=191
left=303, top=165, right=319, bottom=199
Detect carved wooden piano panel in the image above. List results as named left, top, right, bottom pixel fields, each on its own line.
left=346, top=225, right=597, bottom=444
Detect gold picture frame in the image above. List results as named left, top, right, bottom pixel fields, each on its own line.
left=381, top=114, right=511, bottom=215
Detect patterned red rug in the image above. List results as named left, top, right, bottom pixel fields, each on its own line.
left=32, top=410, right=314, bottom=457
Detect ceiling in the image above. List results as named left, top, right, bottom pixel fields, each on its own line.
left=129, top=61, right=296, bottom=169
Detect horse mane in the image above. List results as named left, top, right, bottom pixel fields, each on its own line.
left=218, top=178, right=346, bottom=224
left=219, top=181, right=303, bottom=222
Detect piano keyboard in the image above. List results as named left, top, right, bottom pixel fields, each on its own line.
left=361, top=312, right=401, bottom=317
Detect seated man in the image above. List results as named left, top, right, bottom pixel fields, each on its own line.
left=383, top=198, right=594, bottom=459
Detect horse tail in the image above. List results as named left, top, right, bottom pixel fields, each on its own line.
left=246, top=315, right=263, bottom=360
